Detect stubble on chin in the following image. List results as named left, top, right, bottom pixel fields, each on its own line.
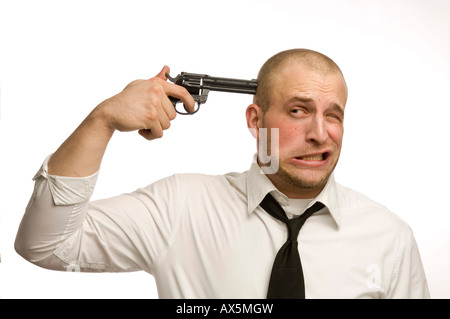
left=269, top=157, right=338, bottom=195
left=278, top=164, right=327, bottom=189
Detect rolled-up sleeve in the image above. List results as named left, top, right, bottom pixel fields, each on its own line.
left=14, top=154, right=181, bottom=274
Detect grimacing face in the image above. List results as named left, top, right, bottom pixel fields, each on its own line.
left=247, top=62, right=348, bottom=199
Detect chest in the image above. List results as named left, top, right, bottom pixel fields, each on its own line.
left=154, top=207, right=388, bottom=298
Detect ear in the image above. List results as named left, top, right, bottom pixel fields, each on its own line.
left=246, top=103, right=263, bottom=139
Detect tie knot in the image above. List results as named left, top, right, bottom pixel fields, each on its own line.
left=286, top=201, right=325, bottom=240
left=286, top=218, right=305, bottom=241
left=260, top=194, right=325, bottom=241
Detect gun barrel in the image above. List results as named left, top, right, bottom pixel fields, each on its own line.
left=202, top=76, right=257, bottom=94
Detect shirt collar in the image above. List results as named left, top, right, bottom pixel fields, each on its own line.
left=246, top=156, right=342, bottom=228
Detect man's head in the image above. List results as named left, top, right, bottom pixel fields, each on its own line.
left=247, top=49, right=348, bottom=199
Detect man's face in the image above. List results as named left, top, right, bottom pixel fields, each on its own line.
left=257, top=62, right=348, bottom=198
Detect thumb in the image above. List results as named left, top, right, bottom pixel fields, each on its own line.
left=155, top=65, right=170, bottom=80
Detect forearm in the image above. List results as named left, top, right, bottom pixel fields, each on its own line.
left=48, top=103, right=114, bottom=177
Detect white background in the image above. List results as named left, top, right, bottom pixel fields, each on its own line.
left=0, top=0, right=449, bottom=298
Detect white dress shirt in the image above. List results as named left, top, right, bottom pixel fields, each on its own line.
left=15, top=154, right=430, bottom=298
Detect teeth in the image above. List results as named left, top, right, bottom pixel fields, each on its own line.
left=301, top=154, right=323, bottom=161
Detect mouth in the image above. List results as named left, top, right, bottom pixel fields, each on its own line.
left=295, top=152, right=330, bottom=161
left=290, top=151, right=331, bottom=168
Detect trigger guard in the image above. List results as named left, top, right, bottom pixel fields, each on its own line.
left=175, top=101, right=201, bottom=115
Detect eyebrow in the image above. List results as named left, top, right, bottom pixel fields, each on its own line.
left=288, top=96, right=314, bottom=104
left=288, top=96, right=345, bottom=117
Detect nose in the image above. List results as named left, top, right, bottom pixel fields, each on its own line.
left=305, top=115, right=328, bottom=145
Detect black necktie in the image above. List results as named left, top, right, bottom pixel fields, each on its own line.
left=260, top=193, right=325, bottom=299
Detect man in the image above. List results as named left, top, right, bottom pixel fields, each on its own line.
left=15, top=49, right=430, bottom=298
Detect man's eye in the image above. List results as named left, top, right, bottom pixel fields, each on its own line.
left=327, top=113, right=343, bottom=123
left=291, top=108, right=307, bottom=115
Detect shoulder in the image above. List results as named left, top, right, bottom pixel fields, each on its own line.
left=336, top=183, right=387, bottom=211
left=335, top=182, right=412, bottom=233
left=172, top=172, right=232, bottom=187
left=141, top=172, right=243, bottom=196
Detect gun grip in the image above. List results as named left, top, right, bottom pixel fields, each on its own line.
left=169, top=96, right=180, bottom=107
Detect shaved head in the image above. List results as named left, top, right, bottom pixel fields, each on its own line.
left=254, top=49, right=346, bottom=112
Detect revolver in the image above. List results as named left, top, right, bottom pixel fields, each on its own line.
left=165, top=72, right=258, bottom=114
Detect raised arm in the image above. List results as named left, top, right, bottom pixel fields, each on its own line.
left=48, top=65, right=195, bottom=177
left=15, top=66, right=195, bottom=271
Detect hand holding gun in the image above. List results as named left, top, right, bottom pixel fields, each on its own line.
left=166, top=72, right=258, bottom=114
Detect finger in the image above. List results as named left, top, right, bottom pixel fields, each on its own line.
left=162, top=82, right=196, bottom=113
left=150, top=120, right=164, bottom=139
left=161, top=94, right=177, bottom=120
left=138, top=118, right=164, bottom=140
left=158, top=106, right=171, bottom=131
left=138, top=129, right=152, bottom=140
left=155, top=65, right=170, bottom=81
left=138, top=128, right=163, bottom=141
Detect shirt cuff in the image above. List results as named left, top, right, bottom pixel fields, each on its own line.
left=33, top=154, right=99, bottom=206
